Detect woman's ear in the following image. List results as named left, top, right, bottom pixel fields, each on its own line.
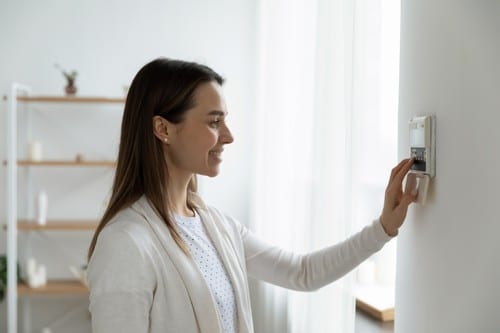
left=152, top=116, right=171, bottom=144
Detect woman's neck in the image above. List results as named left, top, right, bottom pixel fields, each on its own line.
left=166, top=172, right=194, bottom=217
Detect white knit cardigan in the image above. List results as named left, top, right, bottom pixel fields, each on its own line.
left=87, top=195, right=392, bottom=333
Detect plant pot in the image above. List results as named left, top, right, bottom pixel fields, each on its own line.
left=65, top=80, right=77, bottom=96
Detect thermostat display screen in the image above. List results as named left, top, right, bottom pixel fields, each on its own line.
left=410, top=124, right=425, bottom=147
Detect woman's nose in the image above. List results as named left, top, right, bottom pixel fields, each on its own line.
left=221, top=123, right=234, bottom=144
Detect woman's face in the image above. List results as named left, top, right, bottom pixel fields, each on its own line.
left=163, top=81, right=234, bottom=178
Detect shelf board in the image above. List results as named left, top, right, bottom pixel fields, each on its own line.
left=13, top=220, right=99, bottom=231
left=17, top=96, right=125, bottom=103
left=17, top=280, right=88, bottom=295
left=16, top=160, right=116, bottom=167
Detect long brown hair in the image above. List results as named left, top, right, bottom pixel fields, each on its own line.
left=88, top=58, right=224, bottom=260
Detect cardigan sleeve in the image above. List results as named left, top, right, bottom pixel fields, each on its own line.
left=241, top=219, right=392, bottom=291
left=87, top=223, right=156, bottom=333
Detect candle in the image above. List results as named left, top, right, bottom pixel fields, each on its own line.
left=36, top=191, right=48, bottom=225
left=27, top=258, right=37, bottom=288
left=37, top=265, right=47, bottom=286
left=27, top=262, right=47, bottom=288
left=28, top=141, right=42, bottom=161
left=26, top=258, right=37, bottom=277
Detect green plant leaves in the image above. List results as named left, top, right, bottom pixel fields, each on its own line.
left=0, top=255, right=22, bottom=302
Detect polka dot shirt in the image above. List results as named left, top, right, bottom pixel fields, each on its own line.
left=175, top=212, right=238, bottom=333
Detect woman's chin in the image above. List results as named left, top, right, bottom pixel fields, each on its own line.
left=207, top=171, right=220, bottom=178
left=200, top=168, right=220, bottom=178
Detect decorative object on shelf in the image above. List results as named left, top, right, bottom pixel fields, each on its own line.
left=0, top=255, right=22, bottom=302
left=54, top=63, right=78, bottom=96
left=69, top=264, right=88, bottom=287
left=28, top=141, right=43, bottom=161
left=36, top=191, right=48, bottom=225
left=26, top=258, right=47, bottom=288
left=75, top=153, right=84, bottom=163
left=122, top=84, right=130, bottom=97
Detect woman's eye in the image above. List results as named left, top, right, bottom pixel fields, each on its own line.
left=210, top=118, right=221, bottom=128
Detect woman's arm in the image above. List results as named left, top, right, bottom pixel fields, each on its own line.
left=243, top=159, right=415, bottom=291
left=242, top=219, right=391, bottom=291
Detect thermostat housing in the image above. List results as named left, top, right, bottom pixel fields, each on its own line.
left=409, top=115, right=436, bottom=178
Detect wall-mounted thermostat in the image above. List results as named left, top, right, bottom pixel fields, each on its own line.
left=409, top=115, right=436, bottom=178
left=407, top=115, right=435, bottom=205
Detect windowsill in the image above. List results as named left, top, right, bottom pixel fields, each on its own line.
left=355, top=283, right=395, bottom=322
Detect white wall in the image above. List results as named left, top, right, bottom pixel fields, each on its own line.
left=0, top=0, right=257, bottom=331
left=396, top=1, right=500, bottom=332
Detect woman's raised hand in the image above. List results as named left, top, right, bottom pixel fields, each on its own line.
left=379, top=158, right=417, bottom=236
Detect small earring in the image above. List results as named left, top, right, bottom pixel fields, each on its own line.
left=163, top=138, right=168, bottom=144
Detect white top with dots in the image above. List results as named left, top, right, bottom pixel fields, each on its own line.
left=175, top=212, right=238, bottom=333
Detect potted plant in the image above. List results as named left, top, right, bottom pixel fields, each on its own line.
left=54, top=63, right=78, bottom=96
left=0, top=255, right=22, bottom=302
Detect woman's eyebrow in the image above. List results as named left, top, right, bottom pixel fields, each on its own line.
left=207, top=110, right=227, bottom=116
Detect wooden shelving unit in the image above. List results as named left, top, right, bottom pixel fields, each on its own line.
left=17, top=281, right=88, bottom=295
left=3, top=220, right=98, bottom=231
left=17, top=160, right=116, bottom=167
left=17, top=96, right=125, bottom=104
left=5, top=87, right=123, bottom=333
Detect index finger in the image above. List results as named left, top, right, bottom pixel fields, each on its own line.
left=392, top=158, right=415, bottom=185
left=389, top=158, right=412, bottom=183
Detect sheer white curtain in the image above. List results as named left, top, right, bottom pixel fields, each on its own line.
left=249, top=0, right=400, bottom=332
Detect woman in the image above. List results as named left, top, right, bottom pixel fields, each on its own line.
left=87, top=58, right=415, bottom=333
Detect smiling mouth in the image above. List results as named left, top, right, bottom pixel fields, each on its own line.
left=209, top=149, right=223, bottom=158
